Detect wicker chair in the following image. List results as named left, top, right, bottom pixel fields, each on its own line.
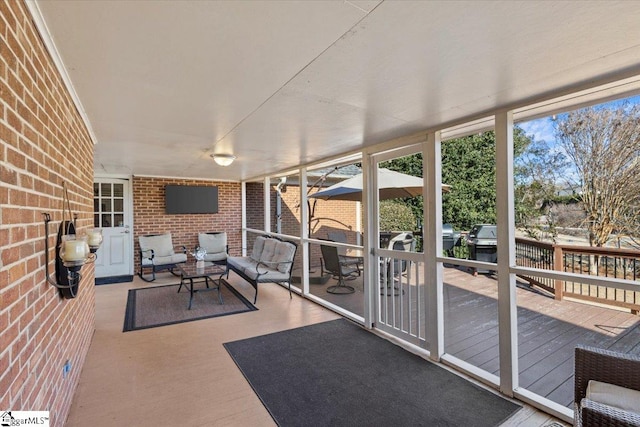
left=574, top=345, right=640, bottom=426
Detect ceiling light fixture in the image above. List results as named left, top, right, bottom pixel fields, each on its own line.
left=211, top=153, right=236, bottom=166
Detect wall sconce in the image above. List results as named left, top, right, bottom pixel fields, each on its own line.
left=211, top=153, right=236, bottom=166
left=43, top=182, right=103, bottom=299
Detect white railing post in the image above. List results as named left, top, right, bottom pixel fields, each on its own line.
left=496, top=110, right=518, bottom=397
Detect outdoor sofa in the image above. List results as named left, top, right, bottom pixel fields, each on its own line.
left=226, top=235, right=297, bottom=303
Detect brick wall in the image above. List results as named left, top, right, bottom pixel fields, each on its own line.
left=132, top=177, right=242, bottom=269
left=245, top=182, right=264, bottom=233
left=0, top=1, right=95, bottom=425
left=245, top=181, right=361, bottom=269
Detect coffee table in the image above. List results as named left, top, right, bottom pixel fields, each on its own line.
left=176, top=260, right=226, bottom=309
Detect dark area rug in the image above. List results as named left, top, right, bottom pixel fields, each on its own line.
left=224, top=319, right=521, bottom=427
left=123, top=279, right=257, bottom=332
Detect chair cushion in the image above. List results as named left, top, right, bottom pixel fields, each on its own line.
left=586, top=380, right=640, bottom=413
left=140, top=234, right=174, bottom=257
left=204, top=252, right=227, bottom=262
left=152, top=253, right=186, bottom=266
left=198, top=232, right=226, bottom=254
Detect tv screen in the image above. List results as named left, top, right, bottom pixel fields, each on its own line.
left=165, top=185, right=218, bottom=214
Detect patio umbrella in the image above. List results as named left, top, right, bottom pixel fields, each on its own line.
left=309, top=168, right=450, bottom=201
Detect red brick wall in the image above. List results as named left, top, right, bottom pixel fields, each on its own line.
left=245, top=182, right=264, bottom=233
left=132, top=177, right=242, bottom=268
left=0, top=1, right=95, bottom=425
left=245, top=181, right=361, bottom=269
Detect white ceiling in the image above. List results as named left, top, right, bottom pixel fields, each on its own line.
left=32, top=0, right=640, bottom=182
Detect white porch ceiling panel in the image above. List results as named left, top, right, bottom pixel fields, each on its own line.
left=34, top=1, right=640, bottom=181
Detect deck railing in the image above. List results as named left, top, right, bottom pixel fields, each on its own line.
left=515, top=237, right=640, bottom=313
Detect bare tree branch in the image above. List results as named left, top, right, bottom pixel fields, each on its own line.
left=556, top=103, right=640, bottom=246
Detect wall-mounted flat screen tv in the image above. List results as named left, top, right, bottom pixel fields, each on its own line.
left=165, top=185, right=218, bottom=214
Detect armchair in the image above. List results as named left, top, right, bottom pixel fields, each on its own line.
left=138, top=233, right=187, bottom=282
left=198, top=232, right=228, bottom=265
left=574, top=345, right=640, bottom=426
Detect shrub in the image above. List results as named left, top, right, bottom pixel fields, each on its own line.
left=379, top=200, right=416, bottom=231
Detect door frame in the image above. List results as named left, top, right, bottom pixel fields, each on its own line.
left=94, top=174, right=134, bottom=276
left=368, top=144, right=428, bottom=344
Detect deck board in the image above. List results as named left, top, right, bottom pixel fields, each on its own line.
left=442, top=268, right=640, bottom=407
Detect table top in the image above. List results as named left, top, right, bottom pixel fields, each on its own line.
left=177, top=260, right=226, bottom=279
left=343, top=248, right=364, bottom=258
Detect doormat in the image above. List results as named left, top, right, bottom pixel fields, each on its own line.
left=224, top=319, right=521, bottom=426
left=95, top=275, right=133, bottom=285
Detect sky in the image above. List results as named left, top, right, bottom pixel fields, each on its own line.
left=517, top=94, right=640, bottom=148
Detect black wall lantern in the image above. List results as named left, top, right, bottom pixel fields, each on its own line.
left=43, top=182, right=102, bottom=299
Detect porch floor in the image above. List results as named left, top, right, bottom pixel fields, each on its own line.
left=65, top=271, right=567, bottom=426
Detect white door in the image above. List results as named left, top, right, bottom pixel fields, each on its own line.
left=371, top=147, right=428, bottom=348
left=93, top=178, right=133, bottom=279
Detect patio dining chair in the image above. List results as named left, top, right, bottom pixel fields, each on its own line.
left=380, top=232, right=413, bottom=296
left=320, top=241, right=358, bottom=294
left=327, top=230, right=363, bottom=275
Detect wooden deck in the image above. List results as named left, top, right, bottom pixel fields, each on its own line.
left=308, top=264, right=640, bottom=408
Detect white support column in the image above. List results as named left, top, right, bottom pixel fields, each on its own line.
left=355, top=202, right=362, bottom=246
left=263, top=177, right=271, bottom=233
left=496, top=110, right=518, bottom=397
left=241, top=182, right=247, bottom=256
left=362, top=154, right=374, bottom=327
left=424, top=131, right=444, bottom=359
left=300, top=168, right=310, bottom=295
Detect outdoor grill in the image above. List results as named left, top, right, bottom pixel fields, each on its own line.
left=442, top=224, right=461, bottom=256
left=467, top=224, right=497, bottom=271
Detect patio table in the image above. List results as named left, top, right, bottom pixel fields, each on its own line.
left=176, top=260, right=226, bottom=309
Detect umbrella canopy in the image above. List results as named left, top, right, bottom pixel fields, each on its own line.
left=309, top=168, right=450, bottom=201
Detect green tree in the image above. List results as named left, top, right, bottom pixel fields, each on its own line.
left=382, top=127, right=547, bottom=233
left=441, top=131, right=498, bottom=230
left=379, top=155, right=423, bottom=226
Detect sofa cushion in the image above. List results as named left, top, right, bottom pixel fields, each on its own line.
left=271, top=241, right=296, bottom=273
left=228, top=256, right=258, bottom=272
left=260, top=238, right=277, bottom=262
left=586, top=380, right=640, bottom=413
left=250, top=237, right=266, bottom=262
left=243, top=266, right=290, bottom=282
